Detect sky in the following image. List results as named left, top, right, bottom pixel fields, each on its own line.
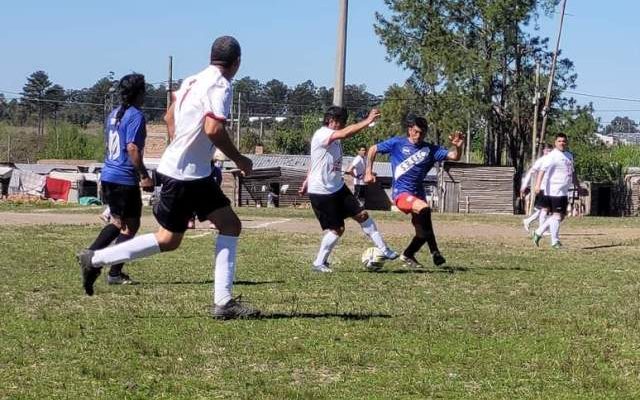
left=1, top=1, right=639, bottom=128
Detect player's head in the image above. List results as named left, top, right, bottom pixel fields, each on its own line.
left=405, top=114, right=428, bottom=144
left=555, top=133, right=568, bottom=151
left=323, top=106, right=349, bottom=129
left=543, top=143, right=553, bottom=155
left=115, top=73, right=145, bottom=124
left=210, top=36, right=242, bottom=79
left=357, top=146, right=366, bottom=156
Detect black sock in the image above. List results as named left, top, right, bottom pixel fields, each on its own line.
left=88, top=224, right=121, bottom=251
left=403, top=236, right=427, bottom=258
left=418, top=208, right=440, bottom=254
left=108, top=234, right=134, bottom=276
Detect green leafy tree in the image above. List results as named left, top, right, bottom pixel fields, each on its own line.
left=604, top=116, right=637, bottom=134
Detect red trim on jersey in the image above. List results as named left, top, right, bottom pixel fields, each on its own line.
left=205, top=112, right=227, bottom=122
left=395, top=192, right=423, bottom=214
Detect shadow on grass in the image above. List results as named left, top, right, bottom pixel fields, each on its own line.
left=365, top=265, right=469, bottom=274
left=581, top=243, right=626, bottom=250
left=149, top=280, right=285, bottom=286
left=257, top=312, right=392, bottom=320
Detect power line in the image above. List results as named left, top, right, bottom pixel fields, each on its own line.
left=566, top=91, right=640, bottom=103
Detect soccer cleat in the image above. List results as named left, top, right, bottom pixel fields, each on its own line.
left=551, top=241, right=563, bottom=250
left=382, top=248, right=399, bottom=260
left=432, top=251, right=446, bottom=267
left=400, top=254, right=424, bottom=269
left=532, top=232, right=542, bottom=247
left=312, top=263, right=333, bottom=273
left=77, top=249, right=101, bottom=296
left=522, top=219, right=530, bottom=233
left=212, top=296, right=261, bottom=320
left=107, top=272, right=136, bottom=285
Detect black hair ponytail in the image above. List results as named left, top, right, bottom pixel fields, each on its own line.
left=115, top=73, right=145, bottom=125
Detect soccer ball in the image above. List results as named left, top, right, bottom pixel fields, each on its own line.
left=361, top=247, right=386, bottom=271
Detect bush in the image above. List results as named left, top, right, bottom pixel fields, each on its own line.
left=38, top=122, right=103, bottom=160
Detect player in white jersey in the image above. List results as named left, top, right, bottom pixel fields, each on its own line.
left=345, top=146, right=367, bottom=205
left=300, top=106, right=398, bottom=272
left=520, top=144, right=553, bottom=232
left=532, top=133, right=580, bottom=248
left=77, top=36, right=260, bottom=319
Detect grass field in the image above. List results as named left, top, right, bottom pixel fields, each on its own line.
left=2, top=210, right=640, bottom=399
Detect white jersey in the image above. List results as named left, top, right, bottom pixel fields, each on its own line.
left=350, top=155, right=366, bottom=185
left=521, top=155, right=548, bottom=190
left=540, top=149, right=574, bottom=197
left=157, top=66, right=232, bottom=181
left=308, top=126, right=344, bottom=195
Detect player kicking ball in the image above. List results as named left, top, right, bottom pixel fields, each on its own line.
left=300, top=106, right=398, bottom=273
left=365, top=115, right=463, bottom=268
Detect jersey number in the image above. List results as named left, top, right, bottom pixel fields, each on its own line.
left=107, top=129, right=120, bottom=161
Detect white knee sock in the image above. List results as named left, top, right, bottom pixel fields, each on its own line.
left=91, top=233, right=160, bottom=267
left=214, top=235, right=238, bottom=306
left=549, top=215, right=561, bottom=245
left=538, top=209, right=549, bottom=227
left=524, top=208, right=541, bottom=226
left=360, top=218, right=387, bottom=251
left=535, top=215, right=553, bottom=236
left=314, top=230, right=340, bottom=266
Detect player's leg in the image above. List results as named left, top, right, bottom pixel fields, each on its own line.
left=107, top=184, right=143, bottom=284
left=533, top=195, right=553, bottom=246
left=310, top=192, right=344, bottom=272
left=88, top=184, right=123, bottom=251
left=410, top=199, right=446, bottom=266
left=549, top=196, right=568, bottom=248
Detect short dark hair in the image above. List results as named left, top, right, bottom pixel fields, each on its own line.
left=115, top=73, right=145, bottom=124
left=405, top=114, right=429, bottom=133
left=323, top=106, right=348, bottom=126
left=544, top=143, right=554, bottom=150
left=210, top=36, right=241, bottom=68
left=556, top=133, right=568, bottom=140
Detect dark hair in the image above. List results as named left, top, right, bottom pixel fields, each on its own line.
left=556, top=133, right=568, bottom=140
left=405, top=114, right=429, bottom=133
left=115, top=73, right=145, bottom=125
left=323, top=106, right=348, bottom=126
left=210, top=36, right=241, bottom=68
left=544, top=143, right=554, bottom=150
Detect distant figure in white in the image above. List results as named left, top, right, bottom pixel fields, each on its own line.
left=520, top=143, right=553, bottom=233
left=532, top=133, right=580, bottom=249
left=345, top=146, right=368, bottom=206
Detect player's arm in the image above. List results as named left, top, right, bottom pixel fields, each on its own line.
left=364, top=145, right=379, bottom=183
left=164, top=102, right=176, bottom=142
left=520, top=168, right=534, bottom=197
left=345, top=162, right=356, bottom=177
left=204, top=116, right=252, bottom=176
left=446, top=131, right=465, bottom=161
left=127, top=143, right=153, bottom=192
left=327, top=109, right=381, bottom=144
left=534, top=169, right=546, bottom=195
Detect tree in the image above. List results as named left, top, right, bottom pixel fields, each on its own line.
left=22, top=70, right=53, bottom=135
left=263, top=79, right=289, bottom=115
left=604, top=116, right=637, bottom=134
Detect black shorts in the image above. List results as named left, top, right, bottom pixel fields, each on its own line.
left=153, top=173, right=231, bottom=233
left=309, top=185, right=364, bottom=231
left=101, top=181, right=142, bottom=219
left=541, top=195, right=568, bottom=215
left=534, top=190, right=546, bottom=209
left=354, top=184, right=366, bottom=200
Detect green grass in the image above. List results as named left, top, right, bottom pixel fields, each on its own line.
left=2, top=214, right=640, bottom=398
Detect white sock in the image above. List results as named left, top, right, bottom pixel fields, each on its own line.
left=360, top=218, right=387, bottom=251
left=91, top=233, right=160, bottom=267
left=538, top=209, right=549, bottom=227
left=524, top=209, right=540, bottom=226
left=549, top=215, right=561, bottom=245
left=535, top=215, right=553, bottom=236
left=314, top=230, right=340, bottom=266
left=214, top=235, right=238, bottom=306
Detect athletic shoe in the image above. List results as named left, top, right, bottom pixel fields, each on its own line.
left=382, top=249, right=399, bottom=260
left=432, top=251, right=446, bottom=267
left=400, top=254, right=424, bottom=269
left=212, top=296, right=261, bottom=320
left=77, top=249, right=100, bottom=296
left=522, top=219, right=530, bottom=233
left=532, top=232, right=542, bottom=247
left=551, top=241, right=563, bottom=250
left=312, top=263, right=333, bottom=273
left=107, top=272, right=136, bottom=285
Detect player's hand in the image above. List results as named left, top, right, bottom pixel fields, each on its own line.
left=449, top=131, right=465, bottom=147
left=235, top=155, right=253, bottom=177
left=366, top=108, right=381, bottom=124
left=364, top=172, right=376, bottom=184
left=140, top=177, right=154, bottom=192
left=298, top=181, right=308, bottom=196
left=534, top=185, right=541, bottom=195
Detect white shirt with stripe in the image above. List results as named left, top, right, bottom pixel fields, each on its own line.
left=308, top=126, right=344, bottom=195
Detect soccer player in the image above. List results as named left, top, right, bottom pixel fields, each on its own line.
left=532, top=133, right=579, bottom=249
left=345, top=146, right=367, bottom=206
left=300, top=106, right=398, bottom=273
left=77, top=36, right=260, bottom=319
left=85, top=73, right=153, bottom=286
left=520, top=144, right=553, bottom=233
left=365, top=115, right=463, bottom=268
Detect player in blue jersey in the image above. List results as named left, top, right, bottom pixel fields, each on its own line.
left=82, top=73, right=153, bottom=294
left=365, top=115, right=464, bottom=268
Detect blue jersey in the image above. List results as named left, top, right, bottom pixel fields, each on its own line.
left=100, top=106, right=147, bottom=186
left=376, top=136, right=449, bottom=200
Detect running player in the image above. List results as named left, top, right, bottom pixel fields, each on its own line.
left=365, top=115, right=463, bottom=268
left=300, top=106, right=398, bottom=272
left=532, top=133, right=580, bottom=249
left=77, top=36, right=260, bottom=319
left=346, top=146, right=367, bottom=206
left=85, top=73, right=153, bottom=286
left=521, top=143, right=553, bottom=233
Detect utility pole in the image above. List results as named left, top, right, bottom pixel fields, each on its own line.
left=531, top=60, right=541, bottom=165
left=236, top=92, right=241, bottom=149
left=538, top=0, right=568, bottom=156
left=465, top=114, right=471, bottom=163
left=166, top=56, right=173, bottom=111
left=332, top=0, right=348, bottom=107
